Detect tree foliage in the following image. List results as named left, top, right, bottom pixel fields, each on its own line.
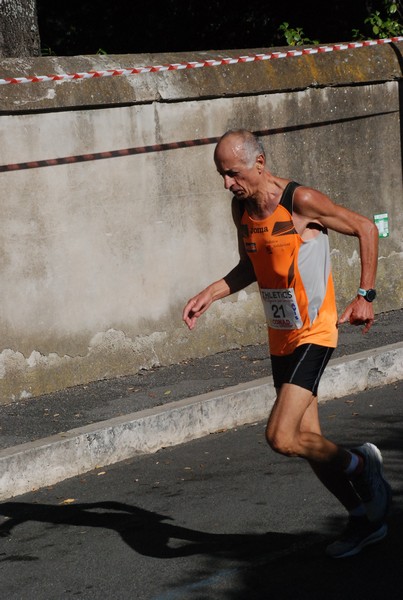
left=35, top=0, right=395, bottom=56
left=280, top=1, right=403, bottom=46
left=2, top=0, right=402, bottom=58
left=360, top=0, right=403, bottom=38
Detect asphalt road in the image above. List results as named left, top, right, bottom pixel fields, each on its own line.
left=1, top=380, right=402, bottom=600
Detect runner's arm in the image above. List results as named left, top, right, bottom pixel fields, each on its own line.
left=183, top=198, right=256, bottom=330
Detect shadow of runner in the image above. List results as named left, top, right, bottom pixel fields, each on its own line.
left=0, top=500, right=321, bottom=561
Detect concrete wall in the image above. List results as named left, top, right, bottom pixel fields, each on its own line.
left=0, top=43, right=402, bottom=403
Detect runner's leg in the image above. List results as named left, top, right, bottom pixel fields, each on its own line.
left=301, top=397, right=363, bottom=511
left=266, top=383, right=362, bottom=510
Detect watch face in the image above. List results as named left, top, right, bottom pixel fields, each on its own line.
left=366, top=289, right=377, bottom=302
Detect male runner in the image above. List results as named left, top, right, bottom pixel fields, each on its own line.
left=182, top=129, right=392, bottom=558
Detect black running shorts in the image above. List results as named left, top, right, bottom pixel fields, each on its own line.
left=271, top=343, right=334, bottom=396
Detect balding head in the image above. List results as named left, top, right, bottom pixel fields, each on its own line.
left=214, top=129, right=265, bottom=169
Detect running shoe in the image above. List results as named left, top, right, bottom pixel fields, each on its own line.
left=350, top=442, right=392, bottom=522
left=326, top=516, right=387, bottom=558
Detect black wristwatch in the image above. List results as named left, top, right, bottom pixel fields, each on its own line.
left=357, top=288, right=377, bottom=302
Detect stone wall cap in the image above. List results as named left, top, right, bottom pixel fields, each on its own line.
left=1, top=41, right=403, bottom=112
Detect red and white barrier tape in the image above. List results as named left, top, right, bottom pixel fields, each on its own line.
left=1, top=37, right=402, bottom=86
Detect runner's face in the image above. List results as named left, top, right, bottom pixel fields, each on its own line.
left=214, top=139, right=260, bottom=199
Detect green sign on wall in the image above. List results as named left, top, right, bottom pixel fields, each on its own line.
left=374, top=213, right=389, bottom=238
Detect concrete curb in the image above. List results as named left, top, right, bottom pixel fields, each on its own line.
left=1, top=342, right=402, bottom=501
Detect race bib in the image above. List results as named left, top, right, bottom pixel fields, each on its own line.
left=260, top=288, right=303, bottom=330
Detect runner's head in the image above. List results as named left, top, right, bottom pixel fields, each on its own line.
left=214, top=130, right=266, bottom=198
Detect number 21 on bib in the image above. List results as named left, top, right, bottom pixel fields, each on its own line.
left=260, top=288, right=303, bottom=330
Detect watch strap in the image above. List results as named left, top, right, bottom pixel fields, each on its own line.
left=357, top=288, right=376, bottom=302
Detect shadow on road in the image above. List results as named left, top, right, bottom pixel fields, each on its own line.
left=0, top=499, right=317, bottom=560
left=1, top=499, right=402, bottom=599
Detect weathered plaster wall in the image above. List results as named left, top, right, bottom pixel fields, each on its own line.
left=0, top=43, right=402, bottom=403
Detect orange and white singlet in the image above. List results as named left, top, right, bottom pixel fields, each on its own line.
left=241, top=181, right=338, bottom=356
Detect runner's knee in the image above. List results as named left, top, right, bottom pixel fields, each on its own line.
left=265, top=425, right=297, bottom=456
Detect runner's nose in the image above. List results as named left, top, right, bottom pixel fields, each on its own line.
left=223, top=174, right=234, bottom=189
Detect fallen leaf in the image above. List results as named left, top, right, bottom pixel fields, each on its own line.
left=60, top=498, right=75, bottom=505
